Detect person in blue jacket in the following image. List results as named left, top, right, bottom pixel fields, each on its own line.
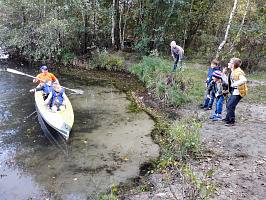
left=200, top=59, right=221, bottom=110
left=206, top=70, right=228, bottom=121
left=29, top=78, right=53, bottom=100
left=44, top=82, right=67, bottom=112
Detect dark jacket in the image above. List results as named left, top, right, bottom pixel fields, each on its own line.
left=206, top=80, right=228, bottom=99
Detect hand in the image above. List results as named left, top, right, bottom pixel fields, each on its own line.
left=29, top=89, right=35, bottom=92
left=207, top=95, right=211, bottom=99
left=222, top=90, right=228, bottom=94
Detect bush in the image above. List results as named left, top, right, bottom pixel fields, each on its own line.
left=106, top=56, right=124, bottom=71
left=129, top=56, right=190, bottom=106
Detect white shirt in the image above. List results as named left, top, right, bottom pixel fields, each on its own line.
left=230, top=73, right=247, bottom=95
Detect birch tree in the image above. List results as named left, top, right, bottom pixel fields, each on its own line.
left=215, top=0, right=238, bottom=59
left=229, top=0, right=250, bottom=54
left=111, top=0, right=115, bottom=50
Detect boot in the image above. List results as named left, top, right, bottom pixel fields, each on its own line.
left=225, top=118, right=235, bottom=126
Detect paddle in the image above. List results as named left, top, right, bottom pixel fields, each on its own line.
left=6, top=68, right=84, bottom=95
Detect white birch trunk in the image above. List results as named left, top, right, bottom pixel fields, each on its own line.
left=229, top=0, right=249, bottom=54
left=111, top=0, right=115, bottom=50
left=119, top=6, right=124, bottom=50
left=119, top=1, right=130, bottom=51
left=215, top=0, right=238, bottom=59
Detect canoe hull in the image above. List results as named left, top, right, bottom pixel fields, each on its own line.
left=34, top=89, right=74, bottom=140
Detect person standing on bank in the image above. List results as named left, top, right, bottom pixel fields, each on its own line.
left=33, top=65, right=59, bottom=85
left=200, top=59, right=221, bottom=110
left=170, top=41, right=184, bottom=72
left=223, top=57, right=248, bottom=126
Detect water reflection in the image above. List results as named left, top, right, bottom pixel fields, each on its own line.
left=0, top=61, right=159, bottom=199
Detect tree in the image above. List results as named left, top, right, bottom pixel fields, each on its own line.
left=215, top=0, right=238, bottom=59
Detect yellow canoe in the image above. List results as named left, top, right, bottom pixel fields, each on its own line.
left=34, top=88, right=74, bottom=140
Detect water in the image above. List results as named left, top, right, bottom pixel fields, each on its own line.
left=0, top=59, right=159, bottom=199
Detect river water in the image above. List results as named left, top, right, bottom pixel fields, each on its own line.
left=0, top=58, right=159, bottom=199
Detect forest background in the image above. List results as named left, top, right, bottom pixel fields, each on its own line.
left=0, top=0, right=266, bottom=199
left=0, top=0, right=265, bottom=70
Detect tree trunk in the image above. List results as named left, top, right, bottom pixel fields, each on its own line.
left=215, top=0, right=237, bottom=59
left=111, top=0, right=115, bottom=50
left=229, top=0, right=249, bottom=54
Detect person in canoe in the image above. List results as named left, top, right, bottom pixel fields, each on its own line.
left=44, top=82, right=67, bottom=112
left=29, top=78, right=53, bottom=100
left=33, top=65, right=59, bottom=85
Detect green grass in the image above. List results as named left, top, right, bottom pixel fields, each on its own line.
left=245, top=85, right=266, bottom=104
left=247, top=73, right=266, bottom=81
left=182, top=68, right=207, bottom=105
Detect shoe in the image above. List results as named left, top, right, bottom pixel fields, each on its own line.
left=209, top=114, right=216, bottom=119
left=200, top=105, right=208, bottom=109
left=222, top=117, right=229, bottom=122
left=213, top=115, right=221, bottom=121
left=204, top=107, right=212, bottom=110
left=225, top=120, right=235, bottom=126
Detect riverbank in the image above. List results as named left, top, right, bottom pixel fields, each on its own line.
left=97, top=52, right=266, bottom=199
left=6, top=53, right=266, bottom=199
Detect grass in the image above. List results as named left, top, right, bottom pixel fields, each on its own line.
left=245, top=85, right=266, bottom=103
left=182, top=68, right=207, bottom=105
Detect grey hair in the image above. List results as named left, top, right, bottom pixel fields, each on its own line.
left=170, top=41, right=176, bottom=47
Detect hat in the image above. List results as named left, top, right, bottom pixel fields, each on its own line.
left=40, top=65, right=48, bottom=70
left=212, top=70, right=222, bottom=79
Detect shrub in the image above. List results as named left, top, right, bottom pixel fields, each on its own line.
left=129, top=56, right=190, bottom=106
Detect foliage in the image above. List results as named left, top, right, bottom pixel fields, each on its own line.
left=129, top=56, right=191, bottom=106
left=88, top=50, right=125, bottom=71
left=178, top=163, right=219, bottom=199
left=106, top=56, right=124, bottom=71
left=157, top=118, right=201, bottom=162
left=0, top=0, right=264, bottom=70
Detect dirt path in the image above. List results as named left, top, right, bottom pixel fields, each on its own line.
left=197, top=102, right=266, bottom=199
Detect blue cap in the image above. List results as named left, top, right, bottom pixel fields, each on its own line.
left=40, top=65, right=48, bottom=70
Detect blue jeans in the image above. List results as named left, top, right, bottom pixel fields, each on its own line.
left=173, top=53, right=184, bottom=71
left=204, top=90, right=214, bottom=107
left=215, top=95, right=225, bottom=114
left=226, top=95, right=242, bottom=120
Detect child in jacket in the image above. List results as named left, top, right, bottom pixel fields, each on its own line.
left=206, top=70, right=228, bottom=121
left=200, top=59, right=221, bottom=110
left=29, top=78, right=53, bottom=100
left=44, top=82, right=67, bottom=112
left=223, top=57, right=248, bottom=126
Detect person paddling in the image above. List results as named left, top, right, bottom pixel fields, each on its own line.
left=33, top=65, right=59, bottom=85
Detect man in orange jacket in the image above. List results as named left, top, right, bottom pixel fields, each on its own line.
left=33, top=65, right=59, bottom=85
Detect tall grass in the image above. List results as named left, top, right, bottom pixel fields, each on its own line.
left=129, top=56, right=191, bottom=106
